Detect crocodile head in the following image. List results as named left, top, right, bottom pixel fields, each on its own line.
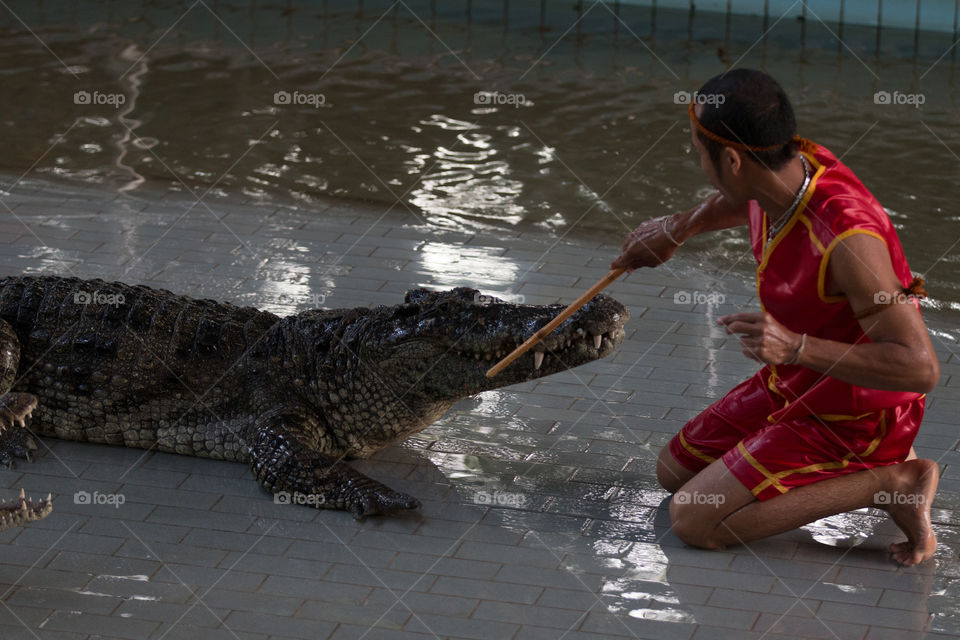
left=315, top=286, right=629, bottom=456
left=345, top=285, right=627, bottom=404
left=0, top=489, right=52, bottom=532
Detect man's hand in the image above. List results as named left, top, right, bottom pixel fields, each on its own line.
left=610, top=217, right=681, bottom=273
left=719, top=311, right=801, bottom=365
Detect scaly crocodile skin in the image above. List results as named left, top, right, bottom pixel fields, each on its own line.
left=0, top=275, right=628, bottom=517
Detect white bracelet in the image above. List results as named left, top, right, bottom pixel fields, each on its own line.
left=787, top=333, right=807, bottom=365
left=661, top=216, right=684, bottom=247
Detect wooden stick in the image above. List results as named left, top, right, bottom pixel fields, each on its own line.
left=486, top=268, right=625, bottom=378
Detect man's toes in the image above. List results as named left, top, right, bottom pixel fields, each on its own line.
left=889, top=541, right=916, bottom=565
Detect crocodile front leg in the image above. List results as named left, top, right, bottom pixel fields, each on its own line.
left=248, top=411, right=420, bottom=518
left=0, top=320, right=38, bottom=467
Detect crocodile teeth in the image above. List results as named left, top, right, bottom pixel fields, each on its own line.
left=534, top=352, right=544, bottom=370
left=593, top=334, right=602, bottom=349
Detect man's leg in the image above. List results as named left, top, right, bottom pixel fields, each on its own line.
left=656, top=446, right=698, bottom=493
left=669, top=456, right=939, bottom=566
left=658, top=373, right=776, bottom=493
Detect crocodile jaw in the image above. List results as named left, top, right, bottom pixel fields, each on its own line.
left=0, top=490, right=52, bottom=532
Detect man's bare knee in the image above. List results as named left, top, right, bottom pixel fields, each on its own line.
left=668, top=496, right=723, bottom=550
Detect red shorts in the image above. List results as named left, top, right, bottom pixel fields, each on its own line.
left=668, top=373, right=924, bottom=501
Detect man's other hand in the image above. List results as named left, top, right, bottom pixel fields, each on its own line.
left=719, top=311, right=802, bottom=365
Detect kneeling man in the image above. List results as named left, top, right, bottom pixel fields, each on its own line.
left=612, top=69, right=940, bottom=566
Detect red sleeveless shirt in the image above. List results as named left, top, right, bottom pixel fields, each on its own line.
left=748, top=141, right=923, bottom=424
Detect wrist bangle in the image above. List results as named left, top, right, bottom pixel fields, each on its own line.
left=661, top=216, right=684, bottom=247
left=787, top=333, right=807, bottom=365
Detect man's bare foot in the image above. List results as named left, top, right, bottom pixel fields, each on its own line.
left=879, top=458, right=939, bottom=566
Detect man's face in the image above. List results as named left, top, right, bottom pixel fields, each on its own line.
left=690, top=106, right=747, bottom=206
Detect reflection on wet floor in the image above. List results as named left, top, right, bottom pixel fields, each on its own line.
left=419, top=241, right=517, bottom=289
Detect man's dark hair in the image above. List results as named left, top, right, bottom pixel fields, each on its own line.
left=695, top=68, right=798, bottom=171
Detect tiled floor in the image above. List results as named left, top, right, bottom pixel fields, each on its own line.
left=0, top=175, right=958, bottom=639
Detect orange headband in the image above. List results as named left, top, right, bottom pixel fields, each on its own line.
left=687, top=102, right=807, bottom=153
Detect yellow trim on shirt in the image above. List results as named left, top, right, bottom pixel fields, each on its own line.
left=796, top=213, right=827, bottom=254
left=744, top=411, right=888, bottom=496
left=816, top=229, right=888, bottom=304
left=737, top=441, right=789, bottom=496
left=758, top=152, right=826, bottom=274
left=679, top=431, right=716, bottom=464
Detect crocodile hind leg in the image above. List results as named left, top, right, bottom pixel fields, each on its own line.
left=248, top=412, right=420, bottom=519
left=0, top=320, right=38, bottom=468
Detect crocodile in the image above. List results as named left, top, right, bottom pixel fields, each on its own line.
left=0, top=275, right=628, bottom=517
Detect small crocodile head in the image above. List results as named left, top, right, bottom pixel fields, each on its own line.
left=0, top=489, right=52, bottom=532
left=357, top=286, right=629, bottom=401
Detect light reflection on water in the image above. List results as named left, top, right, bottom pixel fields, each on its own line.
left=419, top=241, right=518, bottom=288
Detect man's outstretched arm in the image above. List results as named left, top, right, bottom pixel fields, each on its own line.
left=611, top=193, right=749, bottom=272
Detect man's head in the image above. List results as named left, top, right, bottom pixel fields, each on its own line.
left=689, top=69, right=798, bottom=204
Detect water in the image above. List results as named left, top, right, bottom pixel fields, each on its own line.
left=2, top=0, right=960, bottom=326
